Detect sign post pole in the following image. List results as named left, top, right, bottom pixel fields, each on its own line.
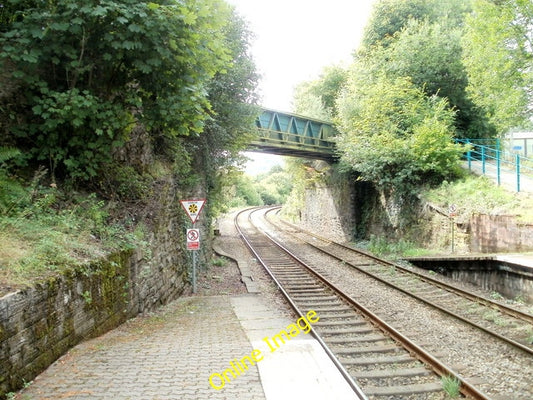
left=192, top=245, right=197, bottom=294
left=180, top=199, right=206, bottom=294
left=449, top=204, right=457, bottom=253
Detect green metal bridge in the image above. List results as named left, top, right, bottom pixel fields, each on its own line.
left=248, top=108, right=337, bottom=160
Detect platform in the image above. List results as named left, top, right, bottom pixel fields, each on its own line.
left=17, top=292, right=361, bottom=400
left=17, top=210, right=363, bottom=400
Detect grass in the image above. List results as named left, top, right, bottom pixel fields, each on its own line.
left=211, top=256, right=228, bottom=267
left=0, top=185, right=145, bottom=294
left=441, top=375, right=461, bottom=398
left=423, top=175, right=533, bottom=223
left=357, top=235, right=431, bottom=259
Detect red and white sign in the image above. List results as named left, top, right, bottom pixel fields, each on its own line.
left=187, top=229, right=200, bottom=250
left=180, top=199, right=206, bottom=224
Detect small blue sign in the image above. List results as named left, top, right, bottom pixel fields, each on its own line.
left=513, top=145, right=522, bottom=151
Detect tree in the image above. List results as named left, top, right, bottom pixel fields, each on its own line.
left=367, top=18, right=490, bottom=137
left=292, top=65, right=347, bottom=120
left=361, top=0, right=430, bottom=49
left=336, top=75, right=464, bottom=192
left=191, top=7, right=260, bottom=215
left=292, top=81, right=331, bottom=121
left=462, top=0, right=533, bottom=134
left=254, top=166, right=293, bottom=205
left=361, top=0, right=471, bottom=50
left=0, top=0, right=232, bottom=180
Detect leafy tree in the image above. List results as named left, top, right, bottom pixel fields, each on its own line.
left=361, top=0, right=430, bottom=49
left=365, top=18, right=489, bottom=137
left=190, top=7, right=260, bottom=216
left=254, top=166, right=293, bottom=205
left=361, top=0, right=471, bottom=50
left=292, top=81, right=331, bottom=121
left=336, top=76, right=464, bottom=192
left=462, top=0, right=533, bottom=134
left=292, top=65, right=347, bottom=120
left=228, top=173, right=262, bottom=207
left=0, top=0, right=232, bottom=180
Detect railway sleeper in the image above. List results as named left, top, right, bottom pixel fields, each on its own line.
left=314, top=310, right=359, bottom=318
left=339, top=354, right=417, bottom=365
left=272, top=274, right=311, bottom=279
left=295, top=296, right=341, bottom=304
left=332, top=344, right=401, bottom=355
left=302, top=305, right=354, bottom=313
left=286, top=288, right=326, bottom=295
left=283, top=283, right=322, bottom=289
left=314, top=320, right=369, bottom=329
left=362, top=382, right=443, bottom=396
left=325, top=335, right=392, bottom=344
left=353, top=366, right=431, bottom=379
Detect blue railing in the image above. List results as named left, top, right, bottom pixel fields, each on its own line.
left=456, top=138, right=533, bottom=192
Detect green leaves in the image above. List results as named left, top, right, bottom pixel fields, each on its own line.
left=1, top=0, right=242, bottom=181
left=336, top=76, right=462, bottom=191
left=462, top=0, right=533, bottom=134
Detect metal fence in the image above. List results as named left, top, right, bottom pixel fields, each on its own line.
left=456, top=138, right=533, bottom=192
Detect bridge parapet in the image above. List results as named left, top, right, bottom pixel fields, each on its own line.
left=249, top=108, right=337, bottom=160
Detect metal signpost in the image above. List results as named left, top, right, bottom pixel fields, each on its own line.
left=180, top=199, right=206, bottom=294
left=449, top=204, right=457, bottom=253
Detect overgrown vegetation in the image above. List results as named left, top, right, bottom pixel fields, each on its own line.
left=220, top=163, right=294, bottom=210
left=292, top=0, right=532, bottom=199
left=424, top=175, right=533, bottom=223
left=0, top=1, right=259, bottom=290
left=0, top=178, right=146, bottom=290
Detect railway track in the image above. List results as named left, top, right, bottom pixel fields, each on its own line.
left=235, top=207, right=495, bottom=400
left=265, top=208, right=533, bottom=356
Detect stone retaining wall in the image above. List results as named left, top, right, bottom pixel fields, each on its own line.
left=470, top=214, right=533, bottom=253
left=0, top=177, right=202, bottom=397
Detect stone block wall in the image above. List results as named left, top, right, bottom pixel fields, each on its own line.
left=470, top=214, right=533, bottom=253
left=299, top=163, right=356, bottom=242
left=0, top=177, right=200, bottom=397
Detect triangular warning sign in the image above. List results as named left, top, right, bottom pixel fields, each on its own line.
left=180, top=199, right=206, bottom=224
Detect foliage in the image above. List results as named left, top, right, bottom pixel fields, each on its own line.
left=367, top=18, right=489, bottom=137
left=0, top=184, right=145, bottom=287
left=365, top=235, right=422, bottom=258
left=292, top=65, right=347, bottom=119
left=236, top=174, right=263, bottom=206
left=189, top=7, right=260, bottom=218
left=336, top=75, right=464, bottom=192
left=361, top=0, right=430, bottom=49
left=0, top=2, right=260, bottom=293
left=0, top=0, right=233, bottom=180
left=361, top=0, right=470, bottom=50
left=441, top=375, right=461, bottom=398
left=292, top=81, right=331, bottom=121
left=462, top=0, right=533, bottom=134
left=423, top=175, right=533, bottom=223
left=217, top=164, right=294, bottom=211
left=254, top=165, right=293, bottom=205
left=0, top=146, right=27, bottom=215
left=279, top=158, right=307, bottom=222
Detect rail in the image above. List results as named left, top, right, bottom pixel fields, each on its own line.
left=237, top=207, right=494, bottom=400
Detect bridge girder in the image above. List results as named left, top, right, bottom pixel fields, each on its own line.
left=249, top=108, right=337, bottom=160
